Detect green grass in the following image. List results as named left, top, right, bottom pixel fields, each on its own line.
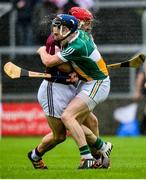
left=0, top=136, right=146, bottom=179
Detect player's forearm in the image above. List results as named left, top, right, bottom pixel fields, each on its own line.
left=37, top=46, right=62, bottom=67
left=40, top=50, right=54, bottom=67
left=135, top=73, right=144, bottom=93
left=144, top=82, right=146, bottom=89
left=135, top=73, right=144, bottom=98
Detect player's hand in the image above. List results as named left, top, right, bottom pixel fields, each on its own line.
left=66, top=72, right=79, bottom=83
left=144, top=82, right=146, bottom=89
left=37, top=46, right=46, bottom=55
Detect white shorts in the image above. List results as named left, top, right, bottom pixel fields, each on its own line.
left=37, top=80, right=77, bottom=118
left=76, top=76, right=110, bottom=111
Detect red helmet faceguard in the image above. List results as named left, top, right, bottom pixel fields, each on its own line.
left=68, top=6, right=93, bottom=21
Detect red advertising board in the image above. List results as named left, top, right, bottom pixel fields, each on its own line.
left=1, top=102, right=51, bottom=136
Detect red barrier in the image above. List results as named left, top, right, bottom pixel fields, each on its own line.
left=1, top=102, right=51, bottom=136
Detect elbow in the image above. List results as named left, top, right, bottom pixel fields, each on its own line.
left=43, top=60, right=54, bottom=68
left=40, top=54, right=61, bottom=67
left=43, top=60, right=49, bottom=67
left=44, top=59, right=56, bottom=68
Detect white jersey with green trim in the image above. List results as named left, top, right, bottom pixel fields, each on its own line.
left=57, top=30, right=109, bottom=81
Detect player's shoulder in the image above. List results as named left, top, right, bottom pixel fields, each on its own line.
left=69, top=30, right=89, bottom=49
left=79, top=29, right=91, bottom=38
left=77, top=30, right=93, bottom=47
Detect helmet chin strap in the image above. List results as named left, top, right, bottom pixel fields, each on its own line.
left=58, top=25, right=73, bottom=42
left=78, top=21, right=85, bottom=29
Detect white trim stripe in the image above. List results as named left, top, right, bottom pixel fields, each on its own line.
left=89, top=48, right=101, bottom=62
left=63, top=47, right=73, bottom=53
left=62, top=49, right=75, bottom=56
left=57, top=52, right=68, bottom=62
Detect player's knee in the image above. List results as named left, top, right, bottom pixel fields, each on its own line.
left=90, top=115, right=98, bottom=127
left=61, top=111, right=71, bottom=124
left=93, top=118, right=98, bottom=128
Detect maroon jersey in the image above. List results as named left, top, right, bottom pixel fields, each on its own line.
left=44, top=34, right=82, bottom=83
left=46, top=34, right=56, bottom=55
left=44, top=34, right=71, bottom=83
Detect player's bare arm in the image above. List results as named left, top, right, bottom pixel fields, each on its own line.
left=57, top=63, right=73, bottom=73
left=37, top=46, right=63, bottom=67
left=38, top=46, right=78, bottom=82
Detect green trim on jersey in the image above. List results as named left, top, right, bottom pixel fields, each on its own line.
left=58, top=30, right=108, bottom=80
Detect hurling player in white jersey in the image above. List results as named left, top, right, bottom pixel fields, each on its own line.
left=37, top=14, right=112, bottom=169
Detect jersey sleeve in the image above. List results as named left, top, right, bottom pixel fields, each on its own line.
left=57, top=46, right=77, bottom=62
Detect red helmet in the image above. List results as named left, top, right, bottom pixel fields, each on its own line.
left=68, top=6, right=93, bottom=21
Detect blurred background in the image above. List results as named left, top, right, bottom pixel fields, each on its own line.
left=1, top=0, right=146, bottom=136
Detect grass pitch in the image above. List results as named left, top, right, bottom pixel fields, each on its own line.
left=0, top=136, right=146, bottom=179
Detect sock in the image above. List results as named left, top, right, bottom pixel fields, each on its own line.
left=93, top=137, right=105, bottom=150
left=100, top=142, right=106, bottom=151
left=31, top=148, right=42, bottom=161
left=35, top=147, right=44, bottom=157
left=79, top=145, right=93, bottom=159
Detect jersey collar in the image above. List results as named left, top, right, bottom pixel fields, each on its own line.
left=69, top=30, right=79, bottom=44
